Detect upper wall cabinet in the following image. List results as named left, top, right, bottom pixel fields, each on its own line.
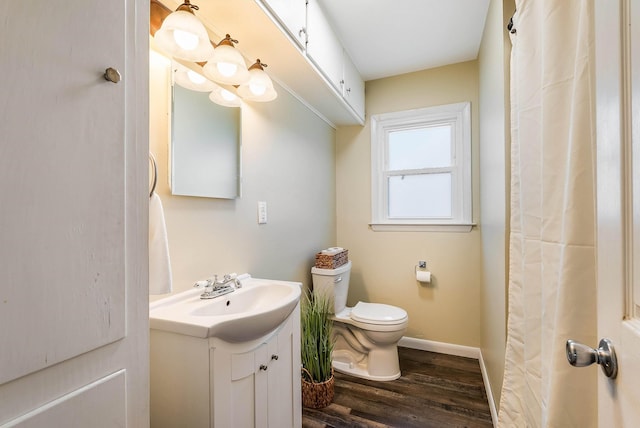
left=342, top=50, right=365, bottom=119
left=260, top=0, right=307, bottom=49
left=194, top=0, right=365, bottom=125
left=306, top=0, right=343, bottom=91
left=305, top=0, right=364, bottom=121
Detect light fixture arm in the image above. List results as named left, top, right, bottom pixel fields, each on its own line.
left=176, top=0, right=199, bottom=14
left=249, top=59, right=268, bottom=71
left=217, top=34, right=240, bottom=47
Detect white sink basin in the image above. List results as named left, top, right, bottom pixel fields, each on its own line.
left=150, top=276, right=301, bottom=342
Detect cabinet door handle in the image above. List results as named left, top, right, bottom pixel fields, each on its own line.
left=259, top=364, right=268, bottom=371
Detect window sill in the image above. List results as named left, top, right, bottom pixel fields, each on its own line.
left=369, top=223, right=476, bottom=232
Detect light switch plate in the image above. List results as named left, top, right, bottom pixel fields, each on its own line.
left=258, top=201, right=267, bottom=224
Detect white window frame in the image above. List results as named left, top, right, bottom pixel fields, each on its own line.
left=370, top=102, right=473, bottom=232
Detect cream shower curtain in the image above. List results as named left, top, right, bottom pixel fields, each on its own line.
left=498, top=1, right=598, bottom=426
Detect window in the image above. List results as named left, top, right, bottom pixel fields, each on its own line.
left=370, top=102, right=472, bottom=232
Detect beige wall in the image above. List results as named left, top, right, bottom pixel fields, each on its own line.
left=149, top=51, right=336, bottom=299
left=478, top=0, right=513, bottom=406
left=335, top=61, right=483, bottom=346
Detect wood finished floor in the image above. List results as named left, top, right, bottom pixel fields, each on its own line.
left=302, top=347, right=493, bottom=428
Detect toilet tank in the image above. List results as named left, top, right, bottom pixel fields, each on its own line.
left=311, top=261, right=351, bottom=314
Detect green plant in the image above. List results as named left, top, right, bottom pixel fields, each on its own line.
left=300, top=291, right=334, bottom=383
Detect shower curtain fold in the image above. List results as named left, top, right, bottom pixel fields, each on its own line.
left=498, top=1, right=597, bottom=426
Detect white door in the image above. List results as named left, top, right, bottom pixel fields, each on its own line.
left=594, top=0, right=640, bottom=425
left=0, top=1, right=148, bottom=426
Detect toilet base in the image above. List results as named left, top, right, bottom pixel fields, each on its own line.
left=331, top=344, right=402, bottom=382
left=332, top=359, right=401, bottom=381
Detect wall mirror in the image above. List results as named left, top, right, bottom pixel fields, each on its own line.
left=170, top=80, right=241, bottom=199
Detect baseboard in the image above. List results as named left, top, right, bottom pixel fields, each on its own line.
left=399, top=336, right=480, bottom=359
left=478, top=351, right=498, bottom=427
left=399, top=336, right=497, bottom=427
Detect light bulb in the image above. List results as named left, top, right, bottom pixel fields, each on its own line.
left=187, top=70, right=206, bottom=84
left=173, top=29, right=199, bottom=51
left=221, top=89, right=237, bottom=101
left=249, top=83, right=267, bottom=96
left=216, top=62, right=237, bottom=77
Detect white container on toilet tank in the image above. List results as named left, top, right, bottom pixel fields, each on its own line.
left=311, top=261, right=409, bottom=381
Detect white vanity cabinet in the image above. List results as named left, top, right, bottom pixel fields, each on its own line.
left=259, top=0, right=307, bottom=49
left=150, top=303, right=301, bottom=428
left=211, top=304, right=301, bottom=427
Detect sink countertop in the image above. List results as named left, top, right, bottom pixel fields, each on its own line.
left=150, top=275, right=302, bottom=341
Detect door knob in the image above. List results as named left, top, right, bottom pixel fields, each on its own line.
left=566, top=338, right=617, bottom=379
left=104, top=67, right=121, bottom=84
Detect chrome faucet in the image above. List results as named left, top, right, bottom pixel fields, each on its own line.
left=213, top=274, right=242, bottom=289
left=194, top=273, right=241, bottom=299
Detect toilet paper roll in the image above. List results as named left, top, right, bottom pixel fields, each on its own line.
left=416, top=270, right=431, bottom=283
left=321, top=247, right=344, bottom=255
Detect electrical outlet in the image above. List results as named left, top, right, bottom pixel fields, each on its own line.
left=258, top=201, right=267, bottom=224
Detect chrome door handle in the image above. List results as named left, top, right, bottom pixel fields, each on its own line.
left=566, top=338, right=618, bottom=379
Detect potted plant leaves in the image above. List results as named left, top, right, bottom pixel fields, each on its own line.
left=300, top=291, right=335, bottom=409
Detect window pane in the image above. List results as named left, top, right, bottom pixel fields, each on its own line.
left=388, top=173, right=452, bottom=218
left=388, top=125, right=452, bottom=170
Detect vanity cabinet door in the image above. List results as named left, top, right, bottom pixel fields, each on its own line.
left=212, top=344, right=265, bottom=427
left=268, top=314, right=295, bottom=427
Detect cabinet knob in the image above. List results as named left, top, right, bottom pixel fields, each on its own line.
left=103, top=67, right=121, bottom=84
left=271, top=354, right=279, bottom=361
left=299, top=27, right=306, bottom=38
left=259, top=364, right=268, bottom=371
left=346, top=88, right=351, bottom=94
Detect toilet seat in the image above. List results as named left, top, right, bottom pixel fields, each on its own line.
left=351, top=302, right=408, bottom=325
left=333, top=302, right=408, bottom=332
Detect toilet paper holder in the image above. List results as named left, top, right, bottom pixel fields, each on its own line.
left=415, top=261, right=432, bottom=283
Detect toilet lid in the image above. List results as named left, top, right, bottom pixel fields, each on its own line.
left=350, top=302, right=408, bottom=325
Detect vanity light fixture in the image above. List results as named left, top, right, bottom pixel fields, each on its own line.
left=236, top=59, right=278, bottom=102
left=150, top=1, right=277, bottom=107
left=203, top=34, right=250, bottom=86
left=154, top=0, right=214, bottom=62
left=209, top=86, right=242, bottom=108
left=173, top=63, right=219, bottom=92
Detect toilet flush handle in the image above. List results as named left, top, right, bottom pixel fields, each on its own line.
left=334, top=276, right=342, bottom=283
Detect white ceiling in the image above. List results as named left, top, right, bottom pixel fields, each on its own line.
left=320, top=0, right=491, bottom=81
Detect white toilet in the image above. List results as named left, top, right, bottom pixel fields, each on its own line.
left=311, top=261, right=408, bottom=381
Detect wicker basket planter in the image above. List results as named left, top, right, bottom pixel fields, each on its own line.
left=301, top=368, right=334, bottom=409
